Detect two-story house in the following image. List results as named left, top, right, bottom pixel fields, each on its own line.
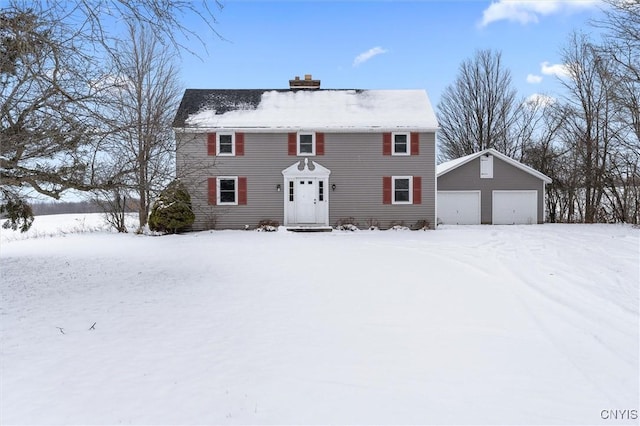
left=172, top=75, right=439, bottom=230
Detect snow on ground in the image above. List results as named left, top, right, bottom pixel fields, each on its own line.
left=1, top=215, right=638, bottom=425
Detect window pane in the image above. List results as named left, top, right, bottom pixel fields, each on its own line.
left=319, top=181, right=324, bottom=201
left=220, top=179, right=235, bottom=191
left=394, top=178, right=410, bottom=203
left=299, top=134, right=313, bottom=153
left=394, top=134, right=408, bottom=153
left=220, top=191, right=235, bottom=203
left=395, top=190, right=409, bottom=202
left=219, top=135, right=233, bottom=153
left=395, top=179, right=409, bottom=190
left=289, top=181, right=294, bottom=202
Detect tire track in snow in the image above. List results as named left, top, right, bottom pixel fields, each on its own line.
left=364, top=233, right=623, bottom=415
left=369, top=229, right=636, bottom=408
left=494, top=229, right=638, bottom=408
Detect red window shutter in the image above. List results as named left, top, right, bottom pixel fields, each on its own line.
left=383, top=176, right=392, bottom=204
left=411, top=132, right=419, bottom=155
left=236, top=133, right=244, bottom=156
left=316, top=132, right=325, bottom=155
left=207, top=133, right=216, bottom=156
left=238, top=177, right=247, bottom=205
left=383, top=133, right=392, bottom=156
left=288, top=133, right=297, bottom=155
left=413, top=176, right=422, bottom=204
left=207, top=177, right=217, bottom=205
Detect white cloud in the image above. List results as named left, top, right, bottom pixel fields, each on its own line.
left=541, top=61, right=571, bottom=78
left=527, top=74, right=543, bottom=84
left=525, top=93, right=557, bottom=107
left=353, top=47, right=388, bottom=67
left=479, top=0, right=601, bottom=27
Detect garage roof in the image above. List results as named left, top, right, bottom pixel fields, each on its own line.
left=437, top=148, right=552, bottom=183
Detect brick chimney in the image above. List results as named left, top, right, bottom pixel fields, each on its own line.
left=289, top=74, right=321, bottom=90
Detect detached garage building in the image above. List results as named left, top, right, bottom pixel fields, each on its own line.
left=437, top=148, right=552, bottom=225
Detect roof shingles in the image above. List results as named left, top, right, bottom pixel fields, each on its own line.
left=173, top=89, right=438, bottom=131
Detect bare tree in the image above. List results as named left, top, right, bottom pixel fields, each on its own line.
left=101, top=22, right=182, bottom=231
left=1, top=7, right=102, bottom=230
left=520, top=98, right=570, bottom=222
left=0, top=0, right=221, bottom=232
left=597, top=0, right=640, bottom=223
left=558, top=32, right=620, bottom=223
left=437, top=49, right=524, bottom=161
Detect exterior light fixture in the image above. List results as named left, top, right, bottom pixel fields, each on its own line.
left=331, top=184, right=336, bottom=191
left=276, top=184, right=282, bottom=192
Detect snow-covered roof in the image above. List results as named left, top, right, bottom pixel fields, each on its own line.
left=437, top=148, right=552, bottom=183
left=173, top=89, right=438, bottom=132
left=436, top=152, right=478, bottom=176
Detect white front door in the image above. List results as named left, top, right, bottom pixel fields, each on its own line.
left=296, top=178, right=317, bottom=223
left=282, top=159, right=330, bottom=226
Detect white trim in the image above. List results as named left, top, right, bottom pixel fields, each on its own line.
left=437, top=148, right=552, bottom=183
left=282, top=159, right=331, bottom=226
left=392, top=176, right=413, bottom=204
left=542, top=180, right=547, bottom=222
left=297, top=131, right=316, bottom=156
left=480, top=154, right=493, bottom=178
left=216, top=132, right=235, bottom=156
left=281, top=158, right=330, bottom=178
left=392, top=132, right=411, bottom=156
left=217, top=176, right=238, bottom=205
left=175, top=127, right=439, bottom=134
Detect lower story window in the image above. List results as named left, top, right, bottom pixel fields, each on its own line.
left=218, top=177, right=237, bottom=205
left=393, top=176, right=412, bottom=204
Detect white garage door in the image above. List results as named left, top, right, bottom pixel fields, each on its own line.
left=437, top=191, right=481, bottom=225
left=492, top=190, right=537, bottom=225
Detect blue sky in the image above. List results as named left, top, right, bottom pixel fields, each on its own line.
left=179, top=0, right=606, bottom=108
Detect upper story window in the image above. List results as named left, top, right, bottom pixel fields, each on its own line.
left=207, top=132, right=244, bottom=157
left=392, top=132, right=410, bottom=155
left=217, top=133, right=235, bottom=156
left=383, top=132, right=418, bottom=156
left=298, top=132, right=316, bottom=155
left=288, top=132, right=324, bottom=156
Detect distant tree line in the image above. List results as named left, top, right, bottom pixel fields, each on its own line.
left=438, top=0, right=640, bottom=224
left=28, top=199, right=139, bottom=216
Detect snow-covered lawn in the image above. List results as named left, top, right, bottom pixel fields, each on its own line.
left=1, top=215, right=638, bottom=425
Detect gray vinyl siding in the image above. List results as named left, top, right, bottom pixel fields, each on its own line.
left=437, top=156, right=546, bottom=224
left=176, top=131, right=436, bottom=230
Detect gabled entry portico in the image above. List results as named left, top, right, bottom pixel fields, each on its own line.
left=282, top=158, right=331, bottom=227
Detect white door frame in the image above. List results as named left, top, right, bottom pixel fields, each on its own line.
left=282, top=158, right=331, bottom=226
